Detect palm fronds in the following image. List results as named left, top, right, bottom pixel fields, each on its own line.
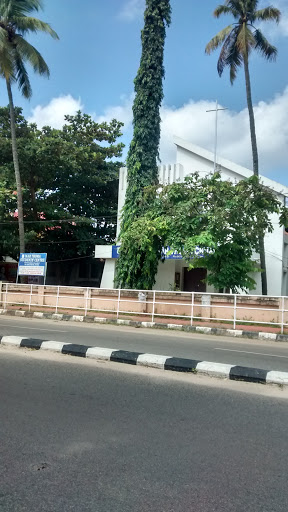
left=206, top=0, right=280, bottom=79
left=253, top=6, right=281, bottom=23
left=254, top=29, right=277, bottom=60
left=0, top=0, right=43, bottom=19
left=14, top=56, right=32, bottom=98
left=205, top=25, right=233, bottom=54
left=12, top=17, right=59, bottom=39
left=13, top=35, right=50, bottom=76
left=0, top=0, right=59, bottom=95
left=216, top=26, right=242, bottom=81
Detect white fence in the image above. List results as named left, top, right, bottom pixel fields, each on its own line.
left=0, top=283, right=287, bottom=333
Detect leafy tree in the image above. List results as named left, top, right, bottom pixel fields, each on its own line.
left=205, top=0, right=281, bottom=295
left=0, top=0, right=59, bottom=254
left=0, top=107, right=124, bottom=281
left=116, top=0, right=171, bottom=288
left=116, top=216, right=164, bottom=290
left=116, top=173, right=287, bottom=292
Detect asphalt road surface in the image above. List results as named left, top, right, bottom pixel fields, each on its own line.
left=1, top=348, right=288, bottom=512
left=1, top=315, right=288, bottom=371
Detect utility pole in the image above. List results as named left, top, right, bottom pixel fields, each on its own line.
left=206, top=100, right=228, bottom=172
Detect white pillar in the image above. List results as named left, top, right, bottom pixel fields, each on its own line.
left=101, top=260, right=116, bottom=289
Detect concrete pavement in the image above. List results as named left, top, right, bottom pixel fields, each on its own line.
left=1, top=349, right=288, bottom=512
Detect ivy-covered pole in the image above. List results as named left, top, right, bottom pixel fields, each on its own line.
left=116, top=0, right=171, bottom=290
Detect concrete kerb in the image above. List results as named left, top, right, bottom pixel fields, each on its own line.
left=1, top=334, right=288, bottom=387
left=1, top=308, right=288, bottom=342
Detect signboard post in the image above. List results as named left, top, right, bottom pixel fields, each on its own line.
left=17, top=254, right=47, bottom=285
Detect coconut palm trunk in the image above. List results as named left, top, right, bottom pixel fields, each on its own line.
left=243, top=54, right=259, bottom=176
left=205, top=1, right=281, bottom=297
left=0, top=0, right=59, bottom=255
left=6, top=77, right=25, bottom=254
left=243, top=53, right=268, bottom=295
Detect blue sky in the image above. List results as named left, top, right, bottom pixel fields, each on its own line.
left=7, top=0, right=288, bottom=184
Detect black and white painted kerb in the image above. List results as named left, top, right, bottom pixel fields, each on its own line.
left=1, top=335, right=288, bottom=386
left=1, top=308, right=288, bottom=342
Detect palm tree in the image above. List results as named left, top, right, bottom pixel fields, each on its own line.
left=0, top=0, right=59, bottom=254
left=205, top=0, right=280, bottom=295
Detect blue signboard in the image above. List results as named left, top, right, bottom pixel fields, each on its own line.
left=162, top=247, right=183, bottom=260
left=162, top=246, right=214, bottom=259
left=18, top=253, right=47, bottom=277
left=112, top=246, right=120, bottom=259
left=111, top=246, right=213, bottom=260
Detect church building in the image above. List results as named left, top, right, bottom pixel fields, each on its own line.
left=95, top=137, right=288, bottom=296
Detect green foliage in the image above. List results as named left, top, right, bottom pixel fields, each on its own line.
left=122, top=0, right=171, bottom=228
left=116, top=0, right=171, bottom=288
left=115, top=217, right=165, bottom=290
left=116, top=172, right=286, bottom=292
left=0, top=0, right=59, bottom=97
left=205, top=0, right=280, bottom=84
left=0, top=107, right=124, bottom=263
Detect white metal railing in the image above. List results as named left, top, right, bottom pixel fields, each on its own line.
left=0, top=283, right=287, bottom=333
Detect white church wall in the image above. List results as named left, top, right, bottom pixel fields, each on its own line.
left=176, top=146, right=246, bottom=182
left=264, top=211, right=284, bottom=296
left=158, top=163, right=184, bottom=184
left=153, top=260, right=176, bottom=291
left=249, top=210, right=284, bottom=296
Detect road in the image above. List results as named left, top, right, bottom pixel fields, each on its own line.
left=1, top=348, right=288, bottom=512
left=1, top=315, right=288, bottom=371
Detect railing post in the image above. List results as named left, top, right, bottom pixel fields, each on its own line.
left=28, top=284, right=33, bottom=312
left=152, top=290, right=156, bottom=323
left=4, top=283, right=8, bottom=310
left=233, top=294, right=237, bottom=330
left=281, top=296, right=285, bottom=335
left=55, top=285, right=60, bottom=314
left=190, top=292, right=194, bottom=327
left=117, top=289, right=121, bottom=319
left=84, top=288, right=89, bottom=317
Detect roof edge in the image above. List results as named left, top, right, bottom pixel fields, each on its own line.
left=173, top=135, right=288, bottom=196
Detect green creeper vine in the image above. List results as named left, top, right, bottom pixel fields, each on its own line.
left=116, top=0, right=171, bottom=289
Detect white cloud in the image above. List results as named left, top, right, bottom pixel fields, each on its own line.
left=28, top=95, right=83, bottom=128
left=279, top=9, right=288, bottom=37
left=97, top=87, right=288, bottom=180
left=258, top=0, right=288, bottom=39
left=28, top=87, right=288, bottom=182
left=118, top=0, right=145, bottom=21
left=160, top=89, right=288, bottom=178
left=94, top=94, right=134, bottom=126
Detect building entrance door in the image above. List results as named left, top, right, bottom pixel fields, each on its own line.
left=183, top=267, right=207, bottom=292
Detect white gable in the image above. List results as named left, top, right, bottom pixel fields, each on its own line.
left=174, top=136, right=288, bottom=198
